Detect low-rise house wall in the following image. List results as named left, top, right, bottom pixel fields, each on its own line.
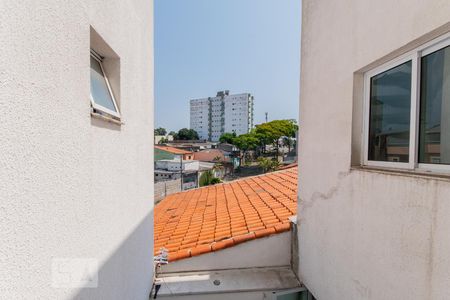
left=154, top=179, right=182, bottom=203
left=156, top=159, right=200, bottom=172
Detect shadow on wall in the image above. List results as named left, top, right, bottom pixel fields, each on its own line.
left=70, top=211, right=153, bottom=300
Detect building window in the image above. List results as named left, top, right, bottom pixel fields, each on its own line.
left=368, top=61, right=412, bottom=163
left=419, top=44, right=450, bottom=165
left=90, top=50, right=120, bottom=119
left=363, top=34, right=450, bottom=171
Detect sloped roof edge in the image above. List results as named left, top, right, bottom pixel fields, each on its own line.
left=154, top=166, right=298, bottom=262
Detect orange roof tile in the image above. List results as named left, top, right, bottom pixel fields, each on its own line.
left=193, top=149, right=230, bottom=163
left=278, top=162, right=298, bottom=170
left=154, top=145, right=193, bottom=155
left=154, top=167, right=298, bottom=261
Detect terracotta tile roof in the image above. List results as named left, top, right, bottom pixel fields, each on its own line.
left=154, top=167, right=298, bottom=261
left=278, top=162, right=298, bottom=170
left=155, top=145, right=193, bottom=155
left=193, top=149, right=230, bottom=163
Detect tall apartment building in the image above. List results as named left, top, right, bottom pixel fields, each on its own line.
left=190, top=90, right=254, bottom=141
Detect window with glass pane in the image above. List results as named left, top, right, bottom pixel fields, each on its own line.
left=368, top=61, right=412, bottom=162
left=419, top=45, right=450, bottom=164
left=90, top=55, right=118, bottom=114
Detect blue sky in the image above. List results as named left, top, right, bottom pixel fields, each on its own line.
left=155, top=0, right=301, bottom=132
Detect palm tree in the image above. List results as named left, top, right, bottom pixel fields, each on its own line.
left=282, top=136, right=293, bottom=153
left=212, top=156, right=224, bottom=177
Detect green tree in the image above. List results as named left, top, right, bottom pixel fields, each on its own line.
left=282, top=136, right=294, bottom=153
left=257, top=157, right=279, bottom=173
left=219, top=132, right=236, bottom=144
left=199, top=170, right=213, bottom=187
left=173, top=128, right=199, bottom=140
left=212, top=156, right=224, bottom=176
left=199, top=170, right=221, bottom=186
left=168, top=131, right=176, bottom=136
left=210, top=177, right=221, bottom=184
left=232, top=133, right=260, bottom=165
left=254, top=120, right=298, bottom=158
left=154, top=127, right=167, bottom=136
left=158, top=137, right=169, bottom=144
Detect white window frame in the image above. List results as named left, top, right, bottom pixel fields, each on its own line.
left=265, top=287, right=307, bottom=300
left=362, top=32, right=450, bottom=172
left=90, top=50, right=121, bottom=119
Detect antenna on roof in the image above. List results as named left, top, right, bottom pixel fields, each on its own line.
left=154, top=248, right=168, bottom=265
left=151, top=248, right=168, bottom=298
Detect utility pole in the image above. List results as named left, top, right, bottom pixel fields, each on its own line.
left=265, top=112, right=268, bottom=123
left=179, top=154, right=183, bottom=191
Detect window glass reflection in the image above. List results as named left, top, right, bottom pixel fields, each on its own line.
left=419, top=46, right=450, bottom=164
left=90, top=56, right=117, bottom=112
left=368, top=61, right=412, bottom=162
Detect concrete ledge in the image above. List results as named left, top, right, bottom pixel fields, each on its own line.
left=351, top=165, right=450, bottom=182
left=90, top=111, right=123, bottom=125
left=157, top=266, right=300, bottom=297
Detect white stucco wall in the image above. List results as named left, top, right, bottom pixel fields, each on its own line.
left=156, top=160, right=199, bottom=172
left=161, top=232, right=291, bottom=273
left=0, top=0, right=154, bottom=299
left=299, top=1, right=450, bottom=299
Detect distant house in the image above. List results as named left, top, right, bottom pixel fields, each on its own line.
left=165, top=141, right=217, bottom=152
left=154, top=146, right=203, bottom=190
left=197, top=161, right=218, bottom=177
left=194, top=148, right=240, bottom=174
left=217, top=143, right=241, bottom=168
left=194, top=149, right=228, bottom=163
left=217, top=142, right=238, bottom=153
left=154, top=145, right=194, bottom=161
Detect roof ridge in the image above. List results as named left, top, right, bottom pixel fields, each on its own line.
left=154, top=145, right=193, bottom=155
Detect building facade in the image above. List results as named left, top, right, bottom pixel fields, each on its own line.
left=299, top=1, right=450, bottom=299
left=154, top=145, right=194, bottom=161
left=1, top=0, right=154, bottom=299
left=155, top=159, right=199, bottom=172
left=190, top=90, right=254, bottom=141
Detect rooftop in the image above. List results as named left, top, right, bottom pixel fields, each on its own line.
left=278, top=162, right=298, bottom=170
left=157, top=266, right=300, bottom=296
left=193, top=149, right=230, bottom=163
left=155, top=145, right=193, bottom=155
left=154, top=169, right=198, bottom=175
left=154, top=167, right=297, bottom=261
left=167, top=141, right=217, bottom=146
